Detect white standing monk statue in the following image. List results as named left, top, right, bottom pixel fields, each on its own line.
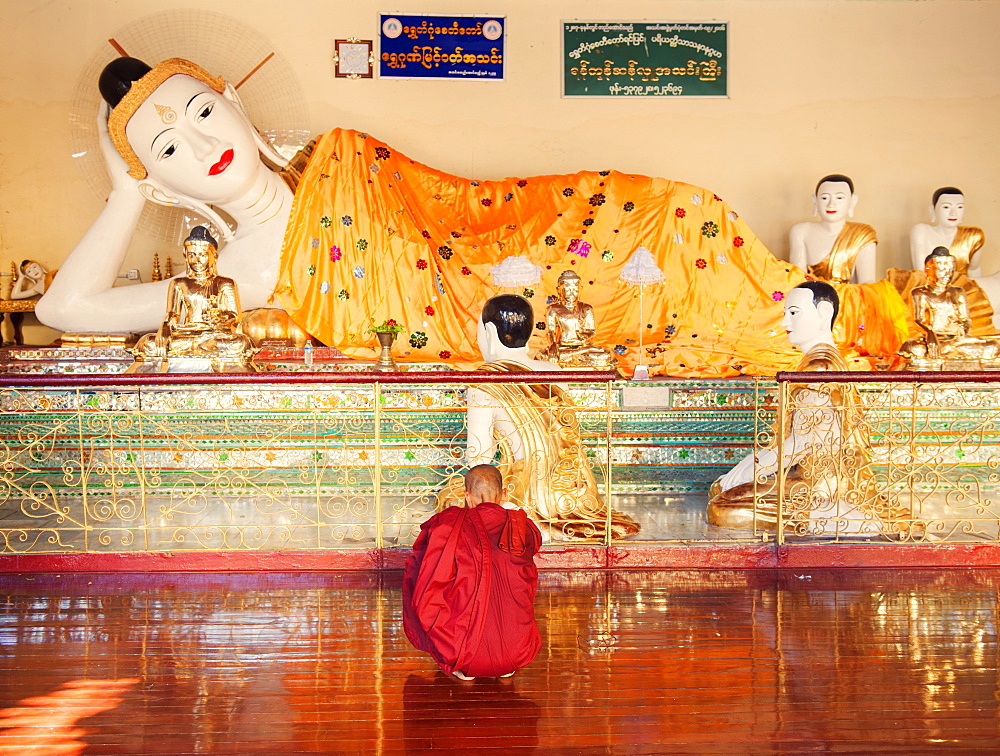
left=890, top=187, right=996, bottom=334
left=439, top=294, right=639, bottom=540
left=707, top=282, right=906, bottom=535
left=789, top=174, right=877, bottom=285
left=36, top=57, right=299, bottom=335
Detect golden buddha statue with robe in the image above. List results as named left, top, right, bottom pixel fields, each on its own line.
left=888, top=187, right=995, bottom=336
left=127, top=226, right=257, bottom=373
left=898, top=248, right=1000, bottom=370
left=438, top=294, right=639, bottom=541
left=536, top=270, right=615, bottom=370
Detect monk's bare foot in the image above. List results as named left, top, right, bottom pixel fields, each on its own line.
left=452, top=670, right=475, bottom=681
left=499, top=671, right=515, bottom=678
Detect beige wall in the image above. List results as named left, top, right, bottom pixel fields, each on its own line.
left=1, top=0, right=998, bottom=344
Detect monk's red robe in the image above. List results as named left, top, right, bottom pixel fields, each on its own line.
left=403, top=503, right=542, bottom=678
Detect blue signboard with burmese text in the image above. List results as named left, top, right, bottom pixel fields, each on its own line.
left=379, top=14, right=505, bottom=80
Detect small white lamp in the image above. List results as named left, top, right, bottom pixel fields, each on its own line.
left=618, top=246, right=665, bottom=380
left=490, top=255, right=543, bottom=288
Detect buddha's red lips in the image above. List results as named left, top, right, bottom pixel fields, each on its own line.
left=209, top=149, right=234, bottom=176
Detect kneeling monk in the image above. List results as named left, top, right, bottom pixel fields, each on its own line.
left=403, top=464, right=542, bottom=680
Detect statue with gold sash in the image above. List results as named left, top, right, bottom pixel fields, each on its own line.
left=439, top=294, right=639, bottom=540
left=888, top=187, right=995, bottom=336
left=708, top=282, right=908, bottom=536
left=789, top=175, right=877, bottom=285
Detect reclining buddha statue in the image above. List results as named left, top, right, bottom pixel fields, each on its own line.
left=39, top=56, right=907, bottom=377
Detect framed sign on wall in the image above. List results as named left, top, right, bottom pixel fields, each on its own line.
left=334, top=39, right=374, bottom=78
left=562, top=21, right=727, bottom=97
left=379, top=14, right=505, bottom=80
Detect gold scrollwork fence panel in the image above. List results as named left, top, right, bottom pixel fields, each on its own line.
left=768, top=373, right=1000, bottom=544
left=0, top=373, right=618, bottom=554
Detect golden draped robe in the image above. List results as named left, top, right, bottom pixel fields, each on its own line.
left=706, top=343, right=907, bottom=535
left=804, top=223, right=908, bottom=363
left=438, top=360, right=639, bottom=540
left=806, top=221, right=876, bottom=284
left=887, top=227, right=994, bottom=337
left=276, top=129, right=908, bottom=376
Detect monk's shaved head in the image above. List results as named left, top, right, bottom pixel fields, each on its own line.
left=464, top=464, right=503, bottom=505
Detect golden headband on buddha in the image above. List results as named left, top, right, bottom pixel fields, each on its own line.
left=107, top=57, right=226, bottom=180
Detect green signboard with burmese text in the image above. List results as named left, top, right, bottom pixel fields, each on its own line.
left=562, top=21, right=727, bottom=97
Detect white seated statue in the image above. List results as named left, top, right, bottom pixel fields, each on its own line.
left=789, top=174, right=877, bottom=285
left=707, top=282, right=906, bottom=536
left=905, top=187, right=999, bottom=333
left=437, top=294, right=639, bottom=541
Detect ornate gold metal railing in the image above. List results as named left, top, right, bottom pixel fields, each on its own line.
left=6, top=369, right=1000, bottom=554
left=0, top=371, right=622, bottom=554
left=759, top=371, right=1000, bottom=544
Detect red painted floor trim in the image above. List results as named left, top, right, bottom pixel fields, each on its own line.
left=6, top=542, right=1000, bottom=572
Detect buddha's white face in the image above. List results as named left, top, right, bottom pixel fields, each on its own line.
left=815, top=181, right=854, bottom=223
left=932, top=194, right=965, bottom=227
left=781, top=288, right=827, bottom=349
left=125, top=74, right=261, bottom=204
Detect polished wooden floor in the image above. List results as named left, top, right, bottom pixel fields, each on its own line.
left=1, top=569, right=999, bottom=754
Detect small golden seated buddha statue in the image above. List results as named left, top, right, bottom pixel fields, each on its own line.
left=898, top=248, right=1000, bottom=370
left=536, top=270, right=615, bottom=369
left=127, top=227, right=258, bottom=374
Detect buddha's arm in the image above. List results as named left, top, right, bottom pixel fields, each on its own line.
left=912, top=292, right=934, bottom=335
left=788, top=223, right=809, bottom=270
left=467, top=389, right=498, bottom=464
left=545, top=307, right=560, bottom=347
left=953, top=291, right=973, bottom=334
left=213, top=281, right=241, bottom=325
left=719, top=390, right=837, bottom=491
left=164, top=281, right=185, bottom=329
left=909, top=225, right=931, bottom=270
left=580, top=305, right=597, bottom=339
left=853, top=242, right=877, bottom=284
left=9, top=276, right=38, bottom=300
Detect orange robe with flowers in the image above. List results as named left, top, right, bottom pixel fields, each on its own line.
left=276, top=129, right=908, bottom=376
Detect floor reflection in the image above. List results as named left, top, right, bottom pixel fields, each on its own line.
left=0, top=570, right=998, bottom=751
